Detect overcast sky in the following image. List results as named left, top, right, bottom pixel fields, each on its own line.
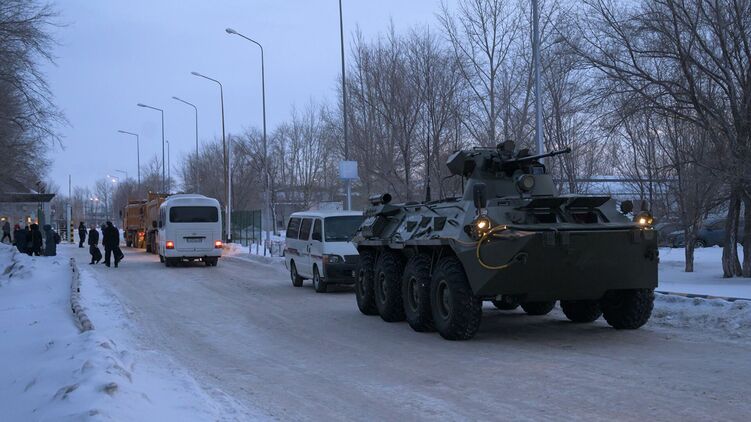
left=45, top=0, right=450, bottom=191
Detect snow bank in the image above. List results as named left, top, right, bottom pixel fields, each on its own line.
left=659, top=247, right=751, bottom=298
left=652, top=293, right=751, bottom=339
left=0, top=244, right=252, bottom=420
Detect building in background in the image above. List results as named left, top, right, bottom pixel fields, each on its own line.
left=0, top=179, right=55, bottom=228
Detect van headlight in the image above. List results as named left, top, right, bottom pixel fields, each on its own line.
left=324, top=254, right=343, bottom=263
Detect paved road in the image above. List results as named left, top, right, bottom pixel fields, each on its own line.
left=71, top=247, right=751, bottom=421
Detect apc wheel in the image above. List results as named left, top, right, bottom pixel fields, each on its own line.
left=521, top=301, right=556, bottom=316
left=601, top=289, right=654, bottom=329
left=560, top=300, right=602, bottom=323
left=312, top=266, right=328, bottom=293
left=492, top=295, right=520, bottom=311
left=402, top=254, right=434, bottom=332
left=430, top=257, right=482, bottom=341
left=374, top=251, right=405, bottom=322
left=290, top=261, right=304, bottom=287
left=355, top=250, right=378, bottom=315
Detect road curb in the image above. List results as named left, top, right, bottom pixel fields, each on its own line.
left=69, top=257, right=94, bottom=332
left=656, top=290, right=751, bottom=303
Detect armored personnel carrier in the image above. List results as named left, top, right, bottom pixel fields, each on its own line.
left=352, top=141, right=658, bottom=340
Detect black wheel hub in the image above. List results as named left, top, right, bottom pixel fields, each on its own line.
left=437, top=279, right=452, bottom=320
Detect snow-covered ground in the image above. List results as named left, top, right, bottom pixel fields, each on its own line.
left=659, top=246, right=751, bottom=298
left=0, top=244, right=255, bottom=421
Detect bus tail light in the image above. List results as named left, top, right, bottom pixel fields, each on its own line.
left=214, top=240, right=223, bottom=248
left=166, top=240, right=175, bottom=249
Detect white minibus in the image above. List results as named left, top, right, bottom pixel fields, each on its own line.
left=157, top=194, right=223, bottom=267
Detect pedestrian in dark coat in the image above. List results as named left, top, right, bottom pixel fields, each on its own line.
left=78, top=222, right=87, bottom=248
left=43, top=224, right=59, bottom=256
left=88, top=225, right=101, bottom=264
left=14, top=225, right=26, bottom=253
left=29, top=224, right=43, bottom=256
left=1, top=221, right=10, bottom=243
left=102, top=221, right=122, bottom=267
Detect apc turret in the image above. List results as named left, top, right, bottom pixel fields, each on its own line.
left=352, top=141, right=658, bottom=340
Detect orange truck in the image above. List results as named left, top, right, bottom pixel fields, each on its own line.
left=123, top=200, right=147, bottom=248
left=121, top=192, right=168, bottom=252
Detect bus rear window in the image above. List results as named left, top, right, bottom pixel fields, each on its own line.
left=169, top=206, right=218, bottom=223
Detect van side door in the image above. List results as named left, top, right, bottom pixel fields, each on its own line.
left=310, top=219, right=324, bottom=278
left=297, top=218, right=313, bottom=277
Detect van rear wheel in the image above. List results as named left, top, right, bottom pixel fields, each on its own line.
left=290, top=262, right=304, bottom=287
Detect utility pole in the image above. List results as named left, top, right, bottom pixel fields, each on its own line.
left=67, top=175, right=73, bottom=243
left=339, top=0, right=351, bottom=210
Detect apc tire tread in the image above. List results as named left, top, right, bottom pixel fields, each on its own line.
left=521, top=301, right=556, bottom=316
left=402, top=254, right=434, bottom=332
left=560, top=300, right=602, bottom=323
left=601, top=289, right=654, bottom=329
left=374, top=251, right=406, bottom=322
left=430, top=257, right=482, bottom=341
left=355, top=249, right=378, bottom=315
left=492, top=296, right=520, bottom=311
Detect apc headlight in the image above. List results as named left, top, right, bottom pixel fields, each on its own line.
left=634, top=212, right=654, bottom=227
left=475, top=216, right=492, bottom=232
left=516, top=174, right=535, bottom=192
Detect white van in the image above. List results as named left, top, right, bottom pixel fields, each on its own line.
left=285, top=210, right=364, bottom=293
left=157, top=194, right=223, bottom=267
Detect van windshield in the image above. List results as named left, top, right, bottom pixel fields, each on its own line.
left=169, top=206, right=218, bottom=223
left=324, top=216, right=364, bottom=242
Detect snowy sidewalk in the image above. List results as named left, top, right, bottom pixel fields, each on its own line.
left=659, top=247, right=751, bottom=299
left=0, top=244, right=253, bottom=421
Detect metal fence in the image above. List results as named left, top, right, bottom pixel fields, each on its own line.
left=225, top=209, right=263, bottom=247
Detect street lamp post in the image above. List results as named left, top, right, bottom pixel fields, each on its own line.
left=338, top=0, right=352, bottom=210
left=136, top=103, right=166, bottom=192
left=117, top=130, right=141, bottom=190
left=191, top=71, right=230, bottom=242
left=172, top=96, right=200, bottom=193
left=226, top=27, right=272, bottom=248
left=115, top=169, right=128, bottom=180
left=166, top=140, right=171, bottom=193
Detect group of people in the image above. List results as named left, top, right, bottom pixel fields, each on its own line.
left=2, top=220, right=60, bottom=256
left=80, top=221, right=123, bottom=268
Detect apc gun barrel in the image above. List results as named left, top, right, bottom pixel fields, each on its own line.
left=508, top=146, right=571, bottom=164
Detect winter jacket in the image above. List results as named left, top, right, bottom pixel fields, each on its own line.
left=43, top=224, right=57, bottom=256
left=78, top=223, right=87, bottom=240
left=30, top=224, right=43, bottom=250
left=14, top=228, right=26, bottom=253
left=88, top=228, right=99, bottom=246
left=102, top=223, right=119, bottom=249
left=2, top=221, right=9, bottom=234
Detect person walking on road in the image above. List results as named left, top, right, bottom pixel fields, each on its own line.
left=1, top=220, right=10, bottom=243
left=102, top=221, right=122, bottom=268
left=78, top=222, right=87, bottom=248
left=14, top=225, right=26, bottom=253
left=88, top=224, right=101, bottom=264
left=43, top=224, right=60, bottom=256
left=28, top=224, right=43, bottom=256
